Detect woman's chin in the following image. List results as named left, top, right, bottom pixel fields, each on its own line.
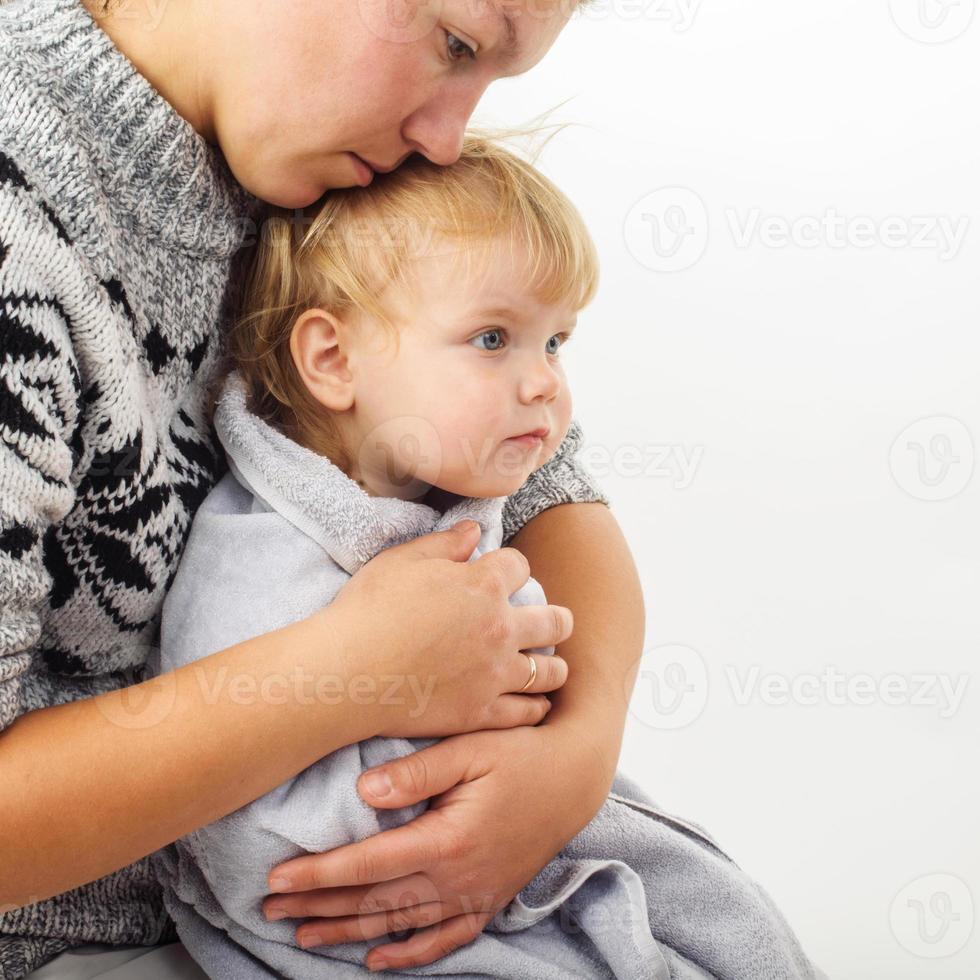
left=227, top=155, right=328, bottom=209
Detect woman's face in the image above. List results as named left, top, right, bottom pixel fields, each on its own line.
left=201, top=0, right=575, bottom=206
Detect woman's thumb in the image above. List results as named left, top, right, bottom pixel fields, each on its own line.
left=442, top=519, right=480, bottom=557
left=358, top=739, right=470, bottom=808
left=397, top=519, right=480, bottom=561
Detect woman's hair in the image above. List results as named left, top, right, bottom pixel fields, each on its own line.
left=219, top=129, right=600, bottom=473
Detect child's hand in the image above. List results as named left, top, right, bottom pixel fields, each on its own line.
left=320, top=520, right=571, bottom=739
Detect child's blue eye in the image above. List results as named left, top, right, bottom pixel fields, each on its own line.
left=469, top=330, right=570, bottom=353
left=470, top=329, right=506, bottom=351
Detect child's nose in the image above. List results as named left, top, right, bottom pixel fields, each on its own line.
left=518, top=357, right=562, bottom=404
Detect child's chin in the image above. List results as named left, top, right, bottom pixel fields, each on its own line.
left=490, top=472, right=537, bottom=497
left=441, top=475, right=524, bottom=499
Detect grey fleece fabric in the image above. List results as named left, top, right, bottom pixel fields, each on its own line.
left=149, top=371, right=825, bottom=980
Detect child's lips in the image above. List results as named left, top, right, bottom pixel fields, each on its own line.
left=505, top=429, right=548, bottom=447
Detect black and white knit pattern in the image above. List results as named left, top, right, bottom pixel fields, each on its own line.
left=0, top=0, right=610, bottom=976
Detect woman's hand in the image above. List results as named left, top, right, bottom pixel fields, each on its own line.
left=260, top=722, right=608, bottom=972
left=321, top=520, right=572, bottom=740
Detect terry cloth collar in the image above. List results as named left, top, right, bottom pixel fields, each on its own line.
left=212, top=370, right=507, bottom=575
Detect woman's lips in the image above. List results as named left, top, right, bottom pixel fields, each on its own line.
left=348, top=153, right=374, bottom=186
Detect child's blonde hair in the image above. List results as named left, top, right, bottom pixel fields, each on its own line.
left=222, top=130, right=600, bottom=474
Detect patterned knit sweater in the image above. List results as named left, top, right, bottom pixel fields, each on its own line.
left=0, top=1, right=610, bottom=976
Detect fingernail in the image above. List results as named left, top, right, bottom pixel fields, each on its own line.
left=298, top=933, right=322, bottom=949
left=265, top=907, right=288, bottom=921
left=454, top=519, right=477, bottom=533
left=362, top=770, right=391, bottom=797
left=269, top=876, right=292, bottom=892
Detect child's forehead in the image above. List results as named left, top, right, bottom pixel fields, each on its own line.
left=373, top=231, right=580, bottom=328
left=388, top=265, right=577, bottom=335
left=400, top=235, right=540, bottom=295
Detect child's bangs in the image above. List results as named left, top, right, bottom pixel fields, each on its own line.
left=338, top=146, right=600, bottom=314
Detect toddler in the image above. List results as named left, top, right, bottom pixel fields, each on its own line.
left=150, top=135, right=822, bottom=980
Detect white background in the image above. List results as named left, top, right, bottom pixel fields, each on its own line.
left=476, top=1, right=979, bottom=977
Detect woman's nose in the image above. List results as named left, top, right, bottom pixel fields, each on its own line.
left=402, top=82, right=486, bottom=167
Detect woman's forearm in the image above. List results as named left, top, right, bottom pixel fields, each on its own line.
left=0, top=609, right=375, bottom=909
left=509, top=502, right=645, bottom=808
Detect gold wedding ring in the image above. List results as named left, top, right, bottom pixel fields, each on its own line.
left=518, top=653, right=537, bottom=692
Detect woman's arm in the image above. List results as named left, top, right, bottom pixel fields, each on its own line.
left=257, top=500, right=646, bottom=972
left=0, top=612, right=380, bottom=909
left=0, top=525, right=571, bottom=909
left=0, top=172, right=570, bottom=910
left=511, top=500, right=644, bottom=807
left=1, top=176, right=395, bottom=907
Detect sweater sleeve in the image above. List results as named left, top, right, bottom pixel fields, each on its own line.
left=500, top=417, right=610, bottom=547
left=0, top=162, right=84, bottom=733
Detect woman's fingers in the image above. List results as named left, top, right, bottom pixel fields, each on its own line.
left=267, top=819, right=439, bottom=894
left=468, top=545, right=531, bottom=598
left=364, top=908, right=498, bottom=972
left=485, top=693, right=553, bottom=729
left=512, top=602, right=574, bottom=654
left=263, top=873, right=442, bottom=923
left=355, top=734, right=480, bottom=809
left=297, top=900, right=448, bottom=948
left=509, top=651, right=568, bottom=695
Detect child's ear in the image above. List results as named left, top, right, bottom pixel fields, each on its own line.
left=289, top=308, right=355, bottom=411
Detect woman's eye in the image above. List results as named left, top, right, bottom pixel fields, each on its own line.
left=469, top=329, right=506, bottom=351
left=445, top=31, right=477, bottom=62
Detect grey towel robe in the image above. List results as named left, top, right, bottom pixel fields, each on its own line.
left=150, top=371, right=825, bottom=980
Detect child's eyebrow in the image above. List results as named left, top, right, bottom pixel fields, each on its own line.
left=467, top=306, right=519, bottom=321
left=459, top=304, right=578, bottom=332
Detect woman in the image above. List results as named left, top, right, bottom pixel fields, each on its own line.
left=0, top=0, right=646, bottom=976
